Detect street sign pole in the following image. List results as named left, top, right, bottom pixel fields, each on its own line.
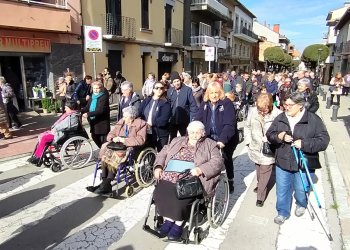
left=209, top=61, right=211, bottom=73
left=93, top=52, right=96, bottom=80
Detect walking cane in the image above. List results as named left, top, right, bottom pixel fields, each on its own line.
left=291, top=146, right=314, bottom=220
left=293, top=146, right=333, bottom=241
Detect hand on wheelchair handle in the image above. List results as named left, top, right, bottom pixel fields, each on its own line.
left=190, top=167, right=203, bottom=177
left=217, top=142, right=225, bottom=149
left=154, top=168, right=163, bottom=180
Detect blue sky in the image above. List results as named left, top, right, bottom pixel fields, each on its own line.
left=240, top=0, right=345, bottom=52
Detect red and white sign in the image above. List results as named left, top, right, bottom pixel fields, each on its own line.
left=84, top=26, right=102, bottom=52
left=205, top=47, right=215, bottom=61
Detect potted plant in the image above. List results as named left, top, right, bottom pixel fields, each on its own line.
left=32, top=85, right=41, bottom=99
left=40, top=86, right=48, bottom=98
left=50, top=99, right=59, bottom=114
left=41, top=98, right=50, bottom=114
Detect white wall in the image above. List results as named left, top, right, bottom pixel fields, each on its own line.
left=234, top=7, right=254, bottom=31
left=253, top=21, right=279, bottom=44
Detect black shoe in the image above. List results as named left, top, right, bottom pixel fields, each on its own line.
left=228, top=180, right=234, bottom=194
left=253, top=187, right=258, bottom=193
left=256, top=200, right=264, bottom=207
left=27, top=156, right=40, bottom=165
left=95, top=179, right=112, bottom=194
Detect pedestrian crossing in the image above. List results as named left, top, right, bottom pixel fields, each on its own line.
left=0, top=145, right=335, bottom=250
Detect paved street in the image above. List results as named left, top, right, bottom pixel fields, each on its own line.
left=0, top=105, right=343, bottom=249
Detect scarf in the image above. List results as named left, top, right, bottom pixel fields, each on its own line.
left=89, top=92, right=104, bottom=120
left=192, top=86, right=201, bottom=93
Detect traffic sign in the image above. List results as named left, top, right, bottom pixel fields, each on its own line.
left=205, top=47, right=215, bottom=62
left=84, top=26, right=102, bottom=52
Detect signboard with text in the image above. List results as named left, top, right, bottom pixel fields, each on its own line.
left=84, top=26, right=102, bottom=52
left=205, top=47, right=215, bottom=61
left=0, top=36, right=51, bottom=53
left=158, top=52, right=178, bottom=63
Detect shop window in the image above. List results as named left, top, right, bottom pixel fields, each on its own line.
left=24, top=56, right=47, bottom=97
left=141, top=0, right=149, bottom=29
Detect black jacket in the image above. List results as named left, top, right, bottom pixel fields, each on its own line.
left=117, top=92, right=141, bottom=121
left=81, top=89, right=110, bottom=135
left=304, top=91, right=319, bottom=113
left=266, top=110, right=329, bottom=172
left=195, top=98, right=237, bottom=145
left=139, top=97, right=171, bottom=138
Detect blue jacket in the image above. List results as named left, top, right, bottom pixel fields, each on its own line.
left=167, top=84, right=198, bottom=125
left=73, top=80, right=91, bottom=100
left=265, top=80, right=278, bottom=95
left=195, top=98, right=237, bottom=145
left=139, top=97, right=171, bottom=138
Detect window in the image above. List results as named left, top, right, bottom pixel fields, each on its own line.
left=141, top=0, right=149, bottom=29
left=239, top=44, right=242, bottom=56
left=243, top=45, right=246, bottom=57
left=234, top=44, right=237, bottom=55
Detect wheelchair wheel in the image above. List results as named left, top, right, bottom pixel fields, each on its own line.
left=207, top=174, right=230, bottom=229
left=125, top=185, right=134, bottom=197
left=43, top=153, right=53, bottom=167
left=51, top=163, right=62, bottom=172
left=59, top=136, right=93, bottom=170
left=135, top=147, right=157, bottom=188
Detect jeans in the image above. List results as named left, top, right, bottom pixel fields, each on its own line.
left=276, top=166, right=315, bottom=217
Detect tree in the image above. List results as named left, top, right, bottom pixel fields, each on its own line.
left=263, top=47, right=285, bottom=64
left=301, top=44, right=329, bottom=69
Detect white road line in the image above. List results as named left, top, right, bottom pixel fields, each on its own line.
left=53, top=187, right=154, bottom=250
left=0, top=156, right=31, bottom=172
left=0, top=167, right=64, bottom=200
left=0, top=175, right=93, bottom=244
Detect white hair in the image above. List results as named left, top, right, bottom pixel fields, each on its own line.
left=121, top=81, right=133, bottom=91
left=0, top=76, right=6, bottom=84
left=187, top=121, right=205, bottom=133
left=122, top=106, right=138, bottom=118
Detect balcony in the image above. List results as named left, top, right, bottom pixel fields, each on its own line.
left=102, top=14, right=136, bottom=40
left=190, top=35, right=227, bottom=49
left=165, top=28, right=183, bottom=46
left=218, top=46, right=232, bottom=58
left=190, top=0, right=230, bottom=22
left=233, top=26, right=258, bottom=43
left=0, top=0, right=71, bottom=32
left=341, top=41, right=350, bottom=55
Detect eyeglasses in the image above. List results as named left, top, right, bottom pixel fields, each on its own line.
left=284, top=103, right=297, bottom=108
left=154, top=86, right=164, bottom=90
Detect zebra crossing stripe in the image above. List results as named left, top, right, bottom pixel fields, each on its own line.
left=0, top=175, right=93, bottom=244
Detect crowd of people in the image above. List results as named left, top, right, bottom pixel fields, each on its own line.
left=0, top=66, right=334, bottom=240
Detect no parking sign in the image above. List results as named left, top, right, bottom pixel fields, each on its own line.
left=84, top=26, right=102, bottom=52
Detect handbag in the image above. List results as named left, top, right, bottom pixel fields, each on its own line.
left=262, top=142, right=273, bottom=155
left=176, top=169, right=203, bottom=200
left=107, top=141, right=127, bottom=151
left=329, top=86, right=335, bottom=92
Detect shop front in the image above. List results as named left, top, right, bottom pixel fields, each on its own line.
left=0, top=36, right=51, bottom=110
left=157, top=51, right=178, bottom=80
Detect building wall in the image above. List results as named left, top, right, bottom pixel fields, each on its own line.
left=253, top=21, right=279, bottom=44
left=334, top=20, right=350, bottom=74
left=234, top=7, right=253, bottom=31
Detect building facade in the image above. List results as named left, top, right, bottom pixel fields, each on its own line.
left=82, top=0, right=184, bottom=92
left=0, top=0, right=82, bottom=110
left=334, top=8, right=350, bottom=76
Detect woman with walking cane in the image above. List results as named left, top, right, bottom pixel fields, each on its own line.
left=266, top=92, right=330, bottom=225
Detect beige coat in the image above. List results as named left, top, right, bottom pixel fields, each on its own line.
left=244, top=106, right=282, bottom=165
left=99, top=118, right=147, bottom=158
left=330, top=77, right=344, bottom=95
left=154, top=136, right=224, bottom=197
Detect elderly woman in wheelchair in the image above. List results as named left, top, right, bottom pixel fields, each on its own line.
left=89, top=106, right=153, bottom=196
left=147, top=121, right=225, bottom=242
left=27, top=101, right=81, bottom=167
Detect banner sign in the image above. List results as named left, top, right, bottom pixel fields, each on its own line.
left=0, top=36, right=51, bottom=53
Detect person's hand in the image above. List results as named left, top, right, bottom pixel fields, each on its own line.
left=82, top=113, right=88, bottom=118
left=112, top=137, right=119, bottom=143
left=190, top=167, right=203, bottom=177
left=278, top=132, right=293, bottom=143
left=217, top=142, right=225, bottom=148
left=86, top=96, right=90, bottom=101
left=154, top=168, right=163, bottom=180
left=262, top=135, right=268, bottom=142
left=76, top=100, right=80, bottom=105
left=113, top=137, right=125, bottom=144
left=292, top=139, right=302, bottom=149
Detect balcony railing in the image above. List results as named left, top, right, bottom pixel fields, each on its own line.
left=191, top=0, right=230, bottom=20
left=234, top=26, right=258, bottom=40
left=190, top=35, right=226, bottom=49
left=104, top=14, right=136, bottom=39
left=342, top=41, right=350, bottom=54
left=16, top=0, right=67, bottom=9
left=165, top=28, right=183, bottom=45
left=218, top=46, right=232, bottom=57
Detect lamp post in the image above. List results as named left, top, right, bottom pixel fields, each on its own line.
left=317, top=48, right=323, bottom=77
left=214, top=36, right=220, bottom=73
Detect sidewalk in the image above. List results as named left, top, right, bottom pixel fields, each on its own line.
left=318, top=86, right=350, bottom=249
left=0, top=105, right=119, bottom=160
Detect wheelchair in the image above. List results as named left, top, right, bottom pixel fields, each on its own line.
left=87, top=145, right=157, bottom=198
left=36, top=126, right=93, bottom=172
left=143, top=171, right=230, bottom=244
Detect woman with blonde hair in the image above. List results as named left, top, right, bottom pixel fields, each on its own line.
left=245, top=93, right=281, bottom=207
left=329, top=72, right=344, bottom=106
left=195, top=82, right=239, bottom=193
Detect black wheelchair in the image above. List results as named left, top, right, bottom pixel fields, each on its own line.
left=87, top=145, right=157, bottom=198
left=35, top=125, right=93, bottom=172
left=143, top=171, right=230, bottom=244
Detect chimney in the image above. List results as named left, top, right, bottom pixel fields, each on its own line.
left=273, top=24, right=280, bottom=34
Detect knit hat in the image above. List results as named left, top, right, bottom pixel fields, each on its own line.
left=170, top=71, right=181, bottom=82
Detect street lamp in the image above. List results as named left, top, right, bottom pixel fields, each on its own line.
left=214, top=36, right=220, bottom=73
left=317, top=48, right=323, bottom=77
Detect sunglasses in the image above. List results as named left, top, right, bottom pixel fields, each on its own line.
left=154, top=86, right=164, bottom=90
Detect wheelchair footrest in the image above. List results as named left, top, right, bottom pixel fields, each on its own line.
left=142, top=225, right=164, bottom=238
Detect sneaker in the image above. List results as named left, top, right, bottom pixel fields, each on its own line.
left=295, top=205, right=306, bottom=217
left=253, top=187, right=258, bottom=193
left=256, top=200, right=264, bottom=207
left=274, top=215, right=288, bottom=225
